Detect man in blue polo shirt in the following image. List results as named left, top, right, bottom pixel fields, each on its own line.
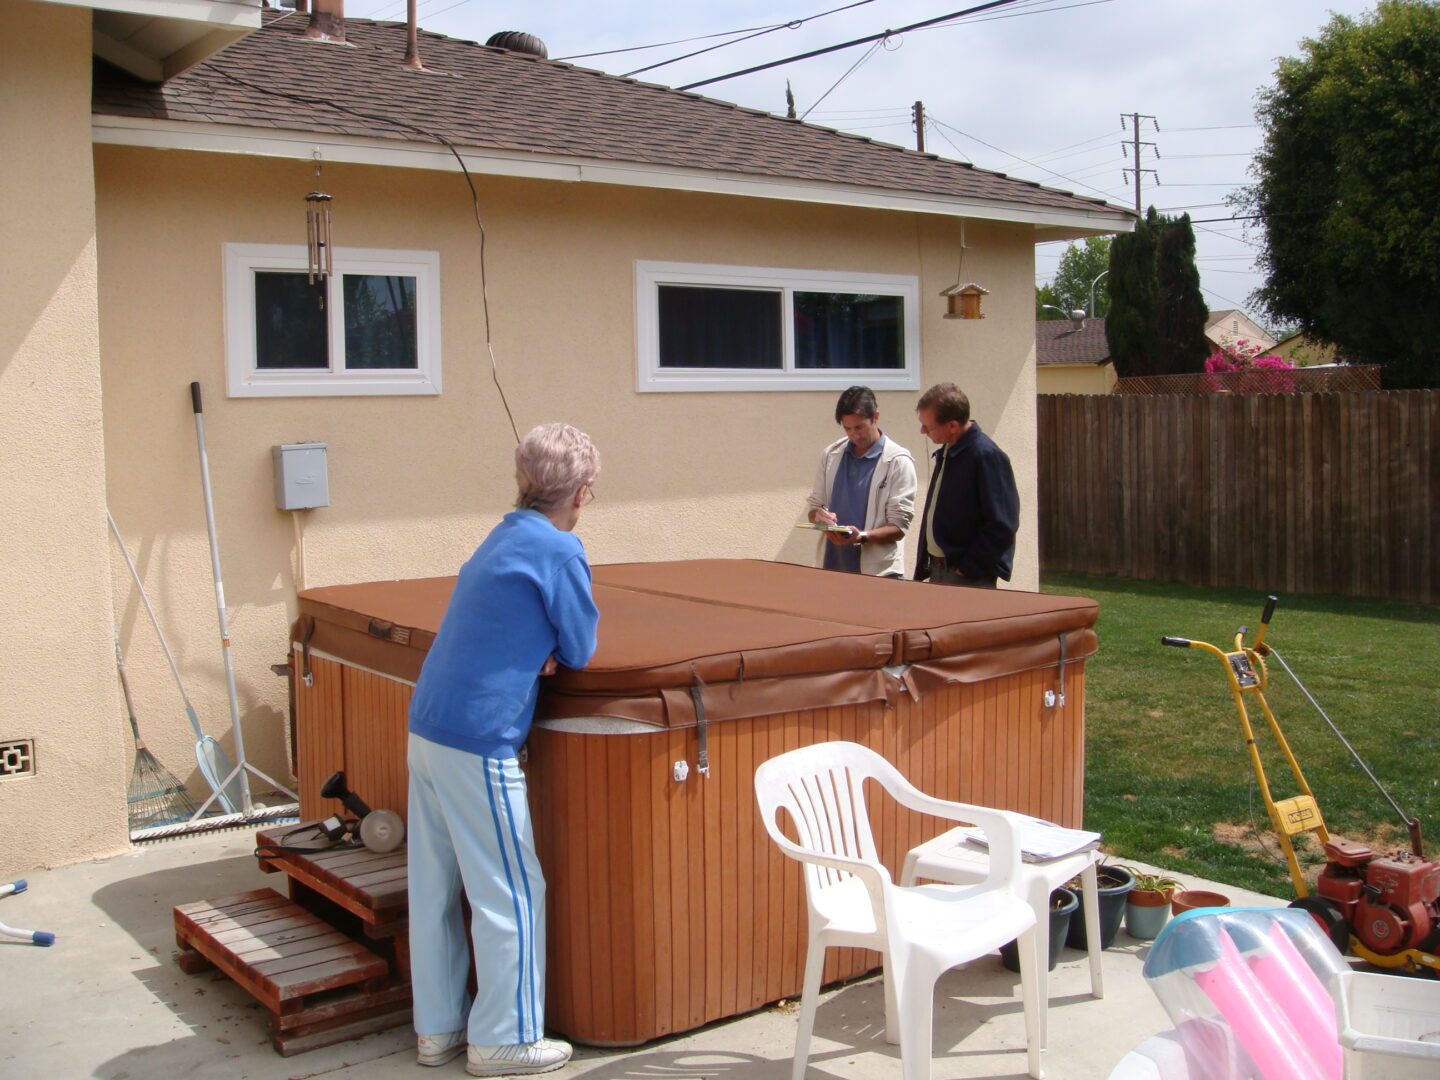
left=805, top=386, right=916, bottom=578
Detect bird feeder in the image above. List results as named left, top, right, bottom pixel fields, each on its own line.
left=942, top=282, right=989, bottom=320
left=940, top=221, right=989, bottom=319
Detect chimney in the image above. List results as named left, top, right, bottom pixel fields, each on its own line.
left=305, top=0, right=344, bottom=43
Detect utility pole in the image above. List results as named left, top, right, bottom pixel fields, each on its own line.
left=1121, top=112, right=1159, bottom=215
left=913, top=101, right=926, bottom=153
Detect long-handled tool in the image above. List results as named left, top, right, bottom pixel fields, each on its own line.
left=0, top=881, right=54, bottom=946
left=107, top=510, right=240, bottom=815
left=1162, top=596, right=1440, bottom=976
left=188, top=381, right=298, bottom=818
left=116, top=630, right=199, bottom=834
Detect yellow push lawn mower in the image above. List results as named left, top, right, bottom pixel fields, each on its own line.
left=1162, top=595, right=1440, bottom=975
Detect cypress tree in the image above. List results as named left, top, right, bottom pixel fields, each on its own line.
left=1155, top=213, right=1210, bottom=373
left=1105, top=210, right=1160, bottom=377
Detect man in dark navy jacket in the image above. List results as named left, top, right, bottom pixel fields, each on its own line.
left=913, top=382, right=1020, bottom=588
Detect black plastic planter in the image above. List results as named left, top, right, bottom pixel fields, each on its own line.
left=1000, top=887, right=1079, bottom=973
left=1067, top=865, right=1135, bottom=951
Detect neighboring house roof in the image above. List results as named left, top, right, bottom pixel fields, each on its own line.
left=1204, top=308, right=1239, bottom=331
left=1036, top=317, right=1109, bottom=366
left=92, top=14, right=1133, bottom=228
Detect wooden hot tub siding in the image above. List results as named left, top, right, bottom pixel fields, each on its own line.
left=294, top=652, right=1085, bottom=1046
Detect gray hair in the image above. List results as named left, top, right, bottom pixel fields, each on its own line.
left=515, top=422, right=600, bottom=514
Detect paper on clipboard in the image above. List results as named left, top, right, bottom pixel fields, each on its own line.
left=955, top=814, right=1101, bottom=863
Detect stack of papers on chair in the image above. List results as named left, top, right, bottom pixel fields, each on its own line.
left=955, top=815, right=1101, bottom=863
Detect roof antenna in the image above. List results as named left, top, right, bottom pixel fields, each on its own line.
left=404, top=0, right=423, bottom=70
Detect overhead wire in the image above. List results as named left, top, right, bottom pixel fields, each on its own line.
left=624, top=0, right=877, bottom=78
left=800, top=38, right=887, bottom=120
left=554, top=19, right=793, bottom=62
left=929, top=116, right=1119, bottom=201
left=677, top=0, right=1029, bottom=91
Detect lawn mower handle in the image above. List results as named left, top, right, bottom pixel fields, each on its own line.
left=1160, top=636, right=1191, bottom=648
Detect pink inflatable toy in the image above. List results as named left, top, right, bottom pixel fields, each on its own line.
left=1247, top=921, right=1342, bottom=1078
left=1193, top=929, right=1329, bottom=1080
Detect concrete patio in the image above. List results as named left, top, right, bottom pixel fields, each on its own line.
left=3, top=829, right=1282, bottom=1080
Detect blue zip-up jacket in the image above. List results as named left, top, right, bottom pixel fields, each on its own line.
left=409, top=510, right=600, bottom=758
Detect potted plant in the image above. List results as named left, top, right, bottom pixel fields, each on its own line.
left=1000, top=887, right=1079, bottom=972
left=1122, top=868, right=1182, bottom=941
left=1171, top=888, right=1231, bottom=915
left=1066, top=862, right=1135, bottom=951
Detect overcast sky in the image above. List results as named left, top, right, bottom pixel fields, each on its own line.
left=350, top=0, right=1379, bottom=329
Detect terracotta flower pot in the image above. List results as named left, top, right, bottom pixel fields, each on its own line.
left=1171, top=889, right=1230, bottom=916
left=1124, top=887, right=1175, bottom=941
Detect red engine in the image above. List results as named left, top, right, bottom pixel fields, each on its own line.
left=1316, top=837, right=1440, bottom=954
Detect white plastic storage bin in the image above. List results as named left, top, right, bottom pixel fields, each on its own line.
left=1335, top=969, right=1440, bottom=1080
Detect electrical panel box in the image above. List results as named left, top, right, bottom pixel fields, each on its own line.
left=272, top=442, right=329, bottom=510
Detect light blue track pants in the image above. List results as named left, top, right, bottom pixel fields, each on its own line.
left=407, top=733, right=546, bottom=1047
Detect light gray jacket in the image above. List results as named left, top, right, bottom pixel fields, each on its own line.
left=804, top=434, right=917, bottom=577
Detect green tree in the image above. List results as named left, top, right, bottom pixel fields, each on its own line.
left=1046, top=236, right=1112, bottom=317
left=1154, top=213, right=1210, bottom=374
left=1035, top=282, right=1061, bottom=319
left=1106, top=210, right=1160, bottom=376
left=1236, top=0, right=1440, bottom=388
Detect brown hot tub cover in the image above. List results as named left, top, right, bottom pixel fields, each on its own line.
left=294, top=559, right=1097, bottom=730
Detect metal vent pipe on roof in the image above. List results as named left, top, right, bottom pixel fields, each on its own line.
left=305, top=0, right=345, bottom=43
left=486, top=31, right=548, bottom=58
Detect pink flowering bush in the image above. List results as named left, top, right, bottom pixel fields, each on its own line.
left=1203, top=338, right=1296, bottom=372
left=1203, top=338, right=1297, bottom=392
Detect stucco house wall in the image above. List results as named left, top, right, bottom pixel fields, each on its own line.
left=0, top=0, right=129, bottom=869
left=1037, top=362, right=1116, bottom=395
left=93, top=145, right=1044, bottom=815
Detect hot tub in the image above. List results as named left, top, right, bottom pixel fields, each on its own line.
left=290, top=559, right=1098, bottom=1046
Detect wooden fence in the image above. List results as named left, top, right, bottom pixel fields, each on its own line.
left=1038, top=391, right=1440, bottom=604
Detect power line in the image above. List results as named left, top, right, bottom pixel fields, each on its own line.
left=625, top=0, right=876, bottom=78
left=800, top=38, right=884, bottom=119
left=676, top=0, right=1028, bottom=91
left=1199, top=283, right=1253, bottom=309
left=1165, top=123, right=1259, bottom=132
left=554, top=20, right=792, bottom=62
left=931, top=116, right=1118, bottom=201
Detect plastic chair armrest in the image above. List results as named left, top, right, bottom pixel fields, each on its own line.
left=876, top=775, right=1024, bottom=887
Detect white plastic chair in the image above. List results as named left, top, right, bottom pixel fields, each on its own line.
left=755, top=741, right=1044, bottom=1080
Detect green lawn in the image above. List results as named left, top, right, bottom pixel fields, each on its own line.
left=1042, top=572, right=1440, bottom=897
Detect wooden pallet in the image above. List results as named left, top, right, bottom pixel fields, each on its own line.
left=174, top=887, right=411, bottom=1055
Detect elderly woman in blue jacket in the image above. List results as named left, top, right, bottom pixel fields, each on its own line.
left=407, top=422, right=600, bottom=1077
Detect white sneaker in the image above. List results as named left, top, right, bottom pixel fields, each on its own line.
left=417, top=1029, right=466, bottom=1067
left=466, top=1038, right=573, bottom=1076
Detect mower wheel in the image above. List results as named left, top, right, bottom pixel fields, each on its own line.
left=1289, top=896, right=1349, bottom=952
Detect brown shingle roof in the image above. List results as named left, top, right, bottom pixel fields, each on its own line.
left=92, top=14, right=1131, bottom=220
left=1036, top=317, right=1110, bottom=365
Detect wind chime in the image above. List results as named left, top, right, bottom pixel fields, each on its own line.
left=940, top=221, right=989, bottom=320
left=305, top=152, right=334, bottom=296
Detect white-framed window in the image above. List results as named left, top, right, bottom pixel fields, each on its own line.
left=635, top=261, right=921, bottom=393
left=224, top=244, right=441, bottom=397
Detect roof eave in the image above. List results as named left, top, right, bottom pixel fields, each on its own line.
left=91, top=113, right=1136, bottom=232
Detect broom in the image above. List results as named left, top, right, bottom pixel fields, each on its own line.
left=116, top=632, right=199, bottom=834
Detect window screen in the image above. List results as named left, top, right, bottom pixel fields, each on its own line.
left=343, top=274, right=418, bottom=369
left=254, top=272, right=328, bottom=369
left=793, top=292, right=904, bottom=370
left=658, top=285, right=783, bottom=369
